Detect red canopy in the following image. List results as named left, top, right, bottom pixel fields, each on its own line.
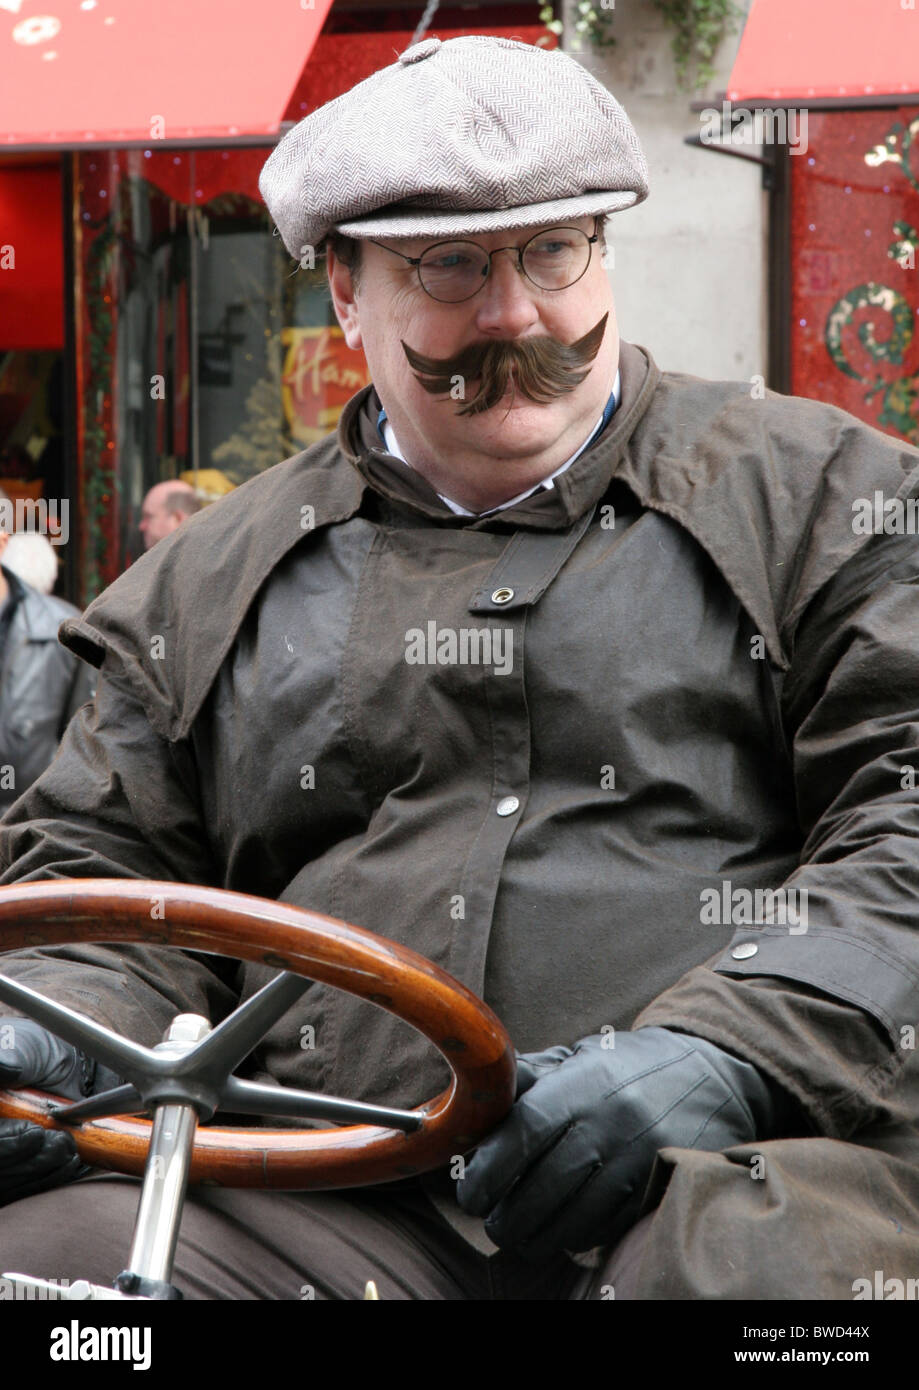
left=0, top=0, right=332, bottom=148
left=727, top=0, right=919, bottom=104
left=0, top=165, right=63, bottom=347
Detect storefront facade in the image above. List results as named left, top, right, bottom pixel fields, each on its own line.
left=788, top=107, right=919, bottom=451
left=726, top=0, right=919, bottom=453
left=1, top=7, right=553, bottom=604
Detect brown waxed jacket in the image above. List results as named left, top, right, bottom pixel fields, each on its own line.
left=2, top=340, right=919, bottom=1293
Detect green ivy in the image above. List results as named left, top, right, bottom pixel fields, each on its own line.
left=540, top=0, right=744, bottom=89
left=651, top=0, right=744, bottom=90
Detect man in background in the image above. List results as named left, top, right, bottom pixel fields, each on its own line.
left=138, top=481, right=200, bottom=551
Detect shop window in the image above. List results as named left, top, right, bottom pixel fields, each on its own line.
left=790, top=108, right=919, bottom=448
left=74, top=148, right=369, bottom=602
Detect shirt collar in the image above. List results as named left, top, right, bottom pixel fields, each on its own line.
left=376, top=369, right=621, bottom=519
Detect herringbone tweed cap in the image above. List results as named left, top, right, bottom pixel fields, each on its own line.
left=259, top=34, right=649, bottom=255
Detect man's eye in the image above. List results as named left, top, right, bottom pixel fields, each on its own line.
left=427, top=252, right=474, bottom=271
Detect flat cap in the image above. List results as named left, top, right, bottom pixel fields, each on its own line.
left=259, top=34, right=649, bottom=256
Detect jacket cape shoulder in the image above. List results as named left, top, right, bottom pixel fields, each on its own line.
left=622, top=359, right=919, bottom=670
left=59, top=355, right=919, bottom=739
left=59, top=434, right=364, bottom=741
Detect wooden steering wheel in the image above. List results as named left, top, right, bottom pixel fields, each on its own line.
left=0, top=879, right=515, bottom=1189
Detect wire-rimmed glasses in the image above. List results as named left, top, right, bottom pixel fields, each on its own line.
left=369, top=220, right=600, bottom=303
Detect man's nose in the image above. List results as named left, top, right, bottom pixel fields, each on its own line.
left=472, top=249, right=541, bottom=336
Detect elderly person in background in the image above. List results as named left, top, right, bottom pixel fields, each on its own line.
left=0, top=36, right=917, bottom=1301
left=138, top=480, right=200, bottom=550
left=2, top=531, right=59, bottom=598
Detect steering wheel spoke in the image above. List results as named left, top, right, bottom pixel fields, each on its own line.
left=52, top=1083, right=146, bottom=1123
left=170, top=970, right=312, bottom=1083
left=0, top=972, right=161, bottom=1084
left=217, top=1076, right=424, bottom=1131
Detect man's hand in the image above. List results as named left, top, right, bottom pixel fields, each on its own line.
left=0, top=1017, right=90, bottom=1207
left=456, top=1026, right=799, bottom=1257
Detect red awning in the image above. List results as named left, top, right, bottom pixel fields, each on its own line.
left=727, top=0, right=919, bottom=104
left=0, top=0, right=332, bottom=149
left=0, top=166, right=63, bottom=347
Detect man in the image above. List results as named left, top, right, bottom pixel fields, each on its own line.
left=138, top=480, right=200, bottom=550
left=0, top=35, right=918, bottom=1299
left=0, top=492, right=95, bottom=817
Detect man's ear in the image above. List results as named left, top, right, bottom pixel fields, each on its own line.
left=326, top=246, right=363, bottom=352
left=0, top=531, right=10, bottom=559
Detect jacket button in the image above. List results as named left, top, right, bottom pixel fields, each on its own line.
left=491, top=588, right=514, bottom=604
left=496, top=796, right=520, bottom=816
left=731, top=942, right=758, bottom=960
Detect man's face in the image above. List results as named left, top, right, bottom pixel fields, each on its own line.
left=328, top=215, right=619, bottom=512
left=139, top=488, right=182, bottom=550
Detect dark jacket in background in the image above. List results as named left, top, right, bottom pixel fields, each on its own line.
left=0, top=566, right=96, bottom=816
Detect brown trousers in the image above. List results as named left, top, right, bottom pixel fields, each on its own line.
left=2, top=1136, right=918, bottom=1299
left=0, top=1172, right=648, bottom=1301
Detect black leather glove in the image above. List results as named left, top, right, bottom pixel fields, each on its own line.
left=0, top=1017, right=96, bottom=1207
left=456, top=1026, right=802, bottom=1257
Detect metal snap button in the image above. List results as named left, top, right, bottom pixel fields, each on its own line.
left=496, top=796, right=520, bottom=817
left=731, top=942, right=758, bottom=960
left=399, top=38, right=442, bottom=64
left=491, top=587, right=514, bottom=605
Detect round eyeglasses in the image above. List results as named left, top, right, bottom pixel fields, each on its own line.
left=369, top=221, right=600, bottom=303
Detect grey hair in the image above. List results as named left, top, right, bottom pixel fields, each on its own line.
left=3, top=532, right=58, bottom=595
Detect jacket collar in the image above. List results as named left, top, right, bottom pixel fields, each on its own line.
left=340, top=339, right=919, bottom=671
left=62, top=335, right=919, bottom=744
left=338, top=339, right=660, bottom=531
left=336, top=344, right=799, bottom=668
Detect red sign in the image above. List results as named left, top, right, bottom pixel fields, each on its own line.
left=790, top=107, right=919, bottom=448
left=281, top=326, right=370, bottom=445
